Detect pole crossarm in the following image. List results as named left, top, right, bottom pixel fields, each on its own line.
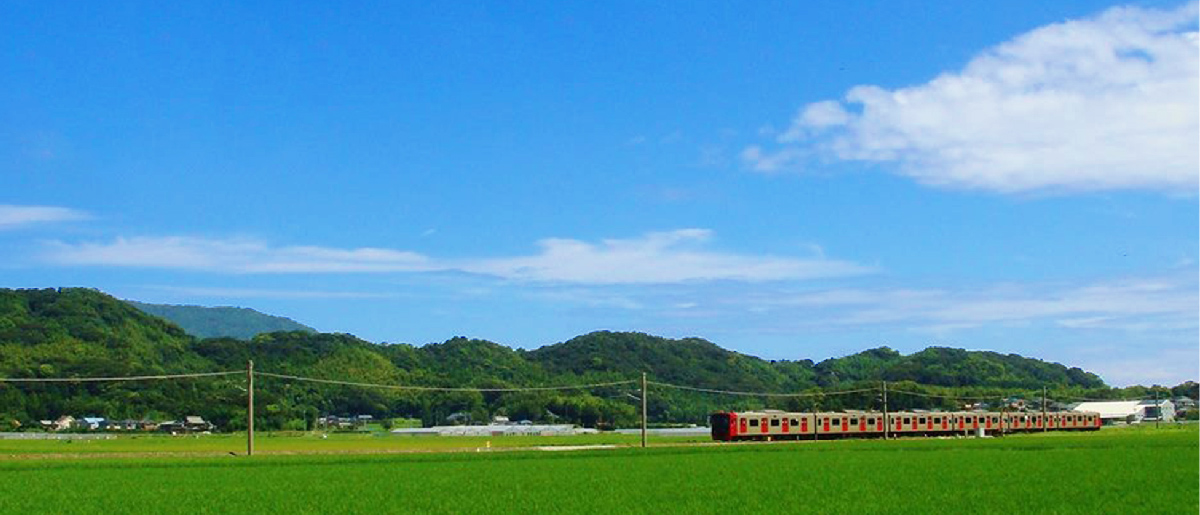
left=252, top=372, right=637, bottom=392
left=0, top=371, right=242, bottom=383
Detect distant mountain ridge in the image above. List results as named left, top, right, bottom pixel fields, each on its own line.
left=4, top=287, right=1180, bottom=432
left=126, top=301, right=316, bottom=339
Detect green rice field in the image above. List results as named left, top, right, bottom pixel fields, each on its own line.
left=0, top=427, right=1195, bottom=514
left=0, top=431, right=703, bottom=456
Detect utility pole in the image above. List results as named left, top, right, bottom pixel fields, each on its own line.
left=247, top=360, right=254, bottom=456
left=1042, top=386, right=1048, bottom=433
left=640, top=372, right=647, bottom=448
left=1154, top=388, right=1160, bottom=429
left=882, top=381, right=889, bottom=440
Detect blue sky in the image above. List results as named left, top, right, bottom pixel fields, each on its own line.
left=2, top=1, right=1196, bottom=386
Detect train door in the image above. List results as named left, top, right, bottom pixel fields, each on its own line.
left=782, top=418, right=790, bottom=433
left=822, top=417, right=830, bottom=432
left=740, top=418, right=748, bottom=434
left=859, top=418, right=866, bottom=432
left=800, top=417, right=809, bottom=433
left=760, top=418, right=768, bottom=434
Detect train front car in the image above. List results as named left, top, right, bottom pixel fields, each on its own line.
left=710, top=412, right=737, bottom=441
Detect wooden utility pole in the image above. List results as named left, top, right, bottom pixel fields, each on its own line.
left=1042, top=386, right=1048, bottom=433
left=247, top=360, right=254, bottom=456
left=640, top=372, right=647, bottom=448
left=1154, top=389, right=1160, bottom=429
left=882, top=381, right=889, bottom=440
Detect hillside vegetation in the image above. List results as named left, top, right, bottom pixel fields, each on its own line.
left=0, top=288, right=1188, bottom=431
left=126, top=301, right=315, bottom=339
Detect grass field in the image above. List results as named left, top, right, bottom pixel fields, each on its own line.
left=0, top=427, right=1195, bottom=514
left=0, top=431, right=706, bottom=456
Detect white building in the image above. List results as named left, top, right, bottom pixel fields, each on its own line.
left=1068, top=400, right=1175, bottom=425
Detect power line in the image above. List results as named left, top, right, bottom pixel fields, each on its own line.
left=253, top=371, right=637, bottom=392
left=887, top=388, right=1009, bottom=401
left=647, top=381, right=876, bottom=398
left=0, top=371, right=241, bottom=383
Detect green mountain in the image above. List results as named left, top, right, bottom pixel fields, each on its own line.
left=127, top=301, right=316, bottom=339
left=0, top=288, right=1172, bottom=431
left=811, top=346, right=1106, bottom=389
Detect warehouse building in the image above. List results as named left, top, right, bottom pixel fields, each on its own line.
left=1068, top=400, right=1175, bottom=425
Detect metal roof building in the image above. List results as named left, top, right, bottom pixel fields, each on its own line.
left=1068, top=400, right=1175, bottom=424
left=391, top=424, right=585, bottom=437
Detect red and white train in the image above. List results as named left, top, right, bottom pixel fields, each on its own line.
left=709, top=410, right=1101, bottom=441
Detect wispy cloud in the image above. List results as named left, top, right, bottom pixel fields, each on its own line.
left=137, top=285, right=399, bottom=300
left=748, top=276, right=1198, bottom=332
left=745, top=2, right=1200, bottom=193
left=0, top=204, right=90, bottom=229
left=43, top=229, right=873, bottom=284
left=461, top=229, right=872, bottom=284
left=44, top=236, right=436, bottom=273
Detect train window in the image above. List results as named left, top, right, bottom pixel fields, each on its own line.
left=749, top=419, right=759, bottom=427
left=918, top=417, right=926, bottom=424
left=867, top=418, right=875, bottom=425
left=904, top=417, right=911, bottom=424
left=791, top=419, right=799, bottom=425
left=832, top=418, right=840, bottom=426
left=849, top=418, right=858, bottom=426
left=933, top=417, right=941, bottom=424
left=770, top=419, right=780, bottom=427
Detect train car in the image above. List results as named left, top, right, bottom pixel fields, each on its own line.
left=888, top=411, right=957, bottom=436
left=710, top=410, right=816, bottom=441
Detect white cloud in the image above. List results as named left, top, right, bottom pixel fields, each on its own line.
left=137, top=285, right=397, bottom=300
left=44, top=236, right=436, bottom=273
left=43, top=229, right=873, bottom=284
left=0, top=204, right=90, bottom=229
left=754, top=277, right=1198, bottom=331
left=746, top=2, right=1200, bottom=193
left=462, top=229, right=872, bottom=284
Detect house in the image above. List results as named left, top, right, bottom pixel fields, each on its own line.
left=158, top=416, right=214, bottom=434
left=51, top=412, right=75, bottom=429
left=1068, top=400, right=1175, bottom=425
left=76, top=417, right=107, bottom=431
left=182, top=416, right=214, bottom=432
left=317, top=415, right=378, bottom=430
left=1173, top=397, right=1196, bottom=413
left=109, top=420, right=142, bottom=431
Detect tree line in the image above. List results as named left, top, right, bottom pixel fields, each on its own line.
left=1, top=288, right=1194, bottom=431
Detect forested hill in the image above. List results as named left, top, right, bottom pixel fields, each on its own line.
left=126, top=301, right=316, bottom=339
left=1, top=288, right=1168, bottom=431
